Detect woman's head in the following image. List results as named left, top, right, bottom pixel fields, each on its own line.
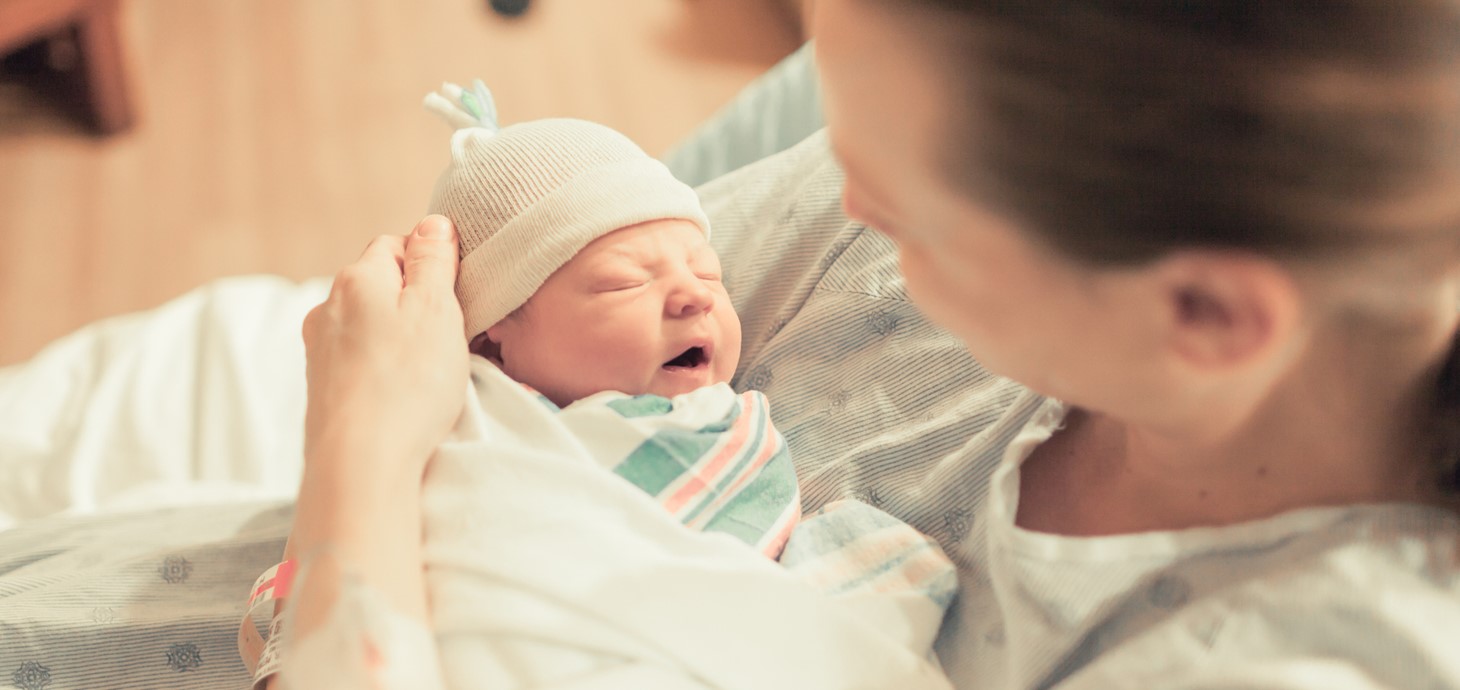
left=814, top=0, right=1460, bottom=490
left=838, top=1, right=1460, bottom=263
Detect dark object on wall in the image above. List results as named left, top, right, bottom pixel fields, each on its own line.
left=489, top=0, right=530, bottom=18
left=0, top=0, right=134, bottom=134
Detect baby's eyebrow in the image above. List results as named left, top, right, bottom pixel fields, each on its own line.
left=587, top=258, right=650, bottom=275
left=589, top=246, right=654, bottom=269
left=597, top=244, right=645, bottom=261
left=588, top=240, right=715, bottom=274
left=583, top=252, right=654, bottom=278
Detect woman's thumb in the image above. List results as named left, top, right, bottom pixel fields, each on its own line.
left=403, top=215, right=459, bottom=295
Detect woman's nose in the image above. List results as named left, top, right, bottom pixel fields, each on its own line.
left=666, top=279, right=715, bottom=318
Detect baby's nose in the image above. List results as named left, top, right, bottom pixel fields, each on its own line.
left=667, top=280, right=715, bottom=318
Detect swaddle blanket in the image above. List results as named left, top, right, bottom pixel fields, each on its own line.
left=513, top=372, right=802, bottom=560
left=277, top=358, right=956, bottom=690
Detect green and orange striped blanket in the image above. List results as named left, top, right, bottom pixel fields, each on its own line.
left=479, top=359, right=956, bottom=610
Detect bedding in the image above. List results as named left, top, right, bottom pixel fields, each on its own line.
left=0, top=49, right=1020, bottom=688
left=1, top=128, right=1017, bottom=688
left=0, top=275, right=325, bottom=532
left=0, top=500, right=293, bottom=689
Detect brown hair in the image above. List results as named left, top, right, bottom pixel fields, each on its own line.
left=901, top=1, right=1460, bottom=493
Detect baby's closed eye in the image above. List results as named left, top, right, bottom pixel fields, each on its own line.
left=689, top=256, right=723, bottom=283
left=591, top=277, right=650, bottom=292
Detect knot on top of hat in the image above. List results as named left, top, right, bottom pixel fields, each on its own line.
left=423, top=79, right=500, bottom=133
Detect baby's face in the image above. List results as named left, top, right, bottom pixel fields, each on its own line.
left=485, top=218, right=742, bottom=407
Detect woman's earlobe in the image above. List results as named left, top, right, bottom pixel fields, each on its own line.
left=1168, top=285, right=1242, bottom=369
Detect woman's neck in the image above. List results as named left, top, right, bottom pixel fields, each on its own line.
left=1020, top=311, right=1460, bottom=536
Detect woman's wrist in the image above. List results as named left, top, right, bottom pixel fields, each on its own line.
left=292, top=438, right=425, bottom=551
left=304, top=419, right=435, bottom=486
left=284, top=438, right=431, bottom=636
left=278, top=218, right=460, bottom=648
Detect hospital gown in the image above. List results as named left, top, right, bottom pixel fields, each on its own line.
left=921, top=392, right=1460, bottom=690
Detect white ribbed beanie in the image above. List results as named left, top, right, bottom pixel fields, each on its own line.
left=424, top=81, right=711, bottom=340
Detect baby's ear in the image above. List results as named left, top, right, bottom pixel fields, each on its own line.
left=468, top=331, right=503, bottom=363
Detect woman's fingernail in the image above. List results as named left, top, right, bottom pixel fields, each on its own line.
left=418, top=217, right=450, bottom=239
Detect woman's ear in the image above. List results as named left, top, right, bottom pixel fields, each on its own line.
left=1156, top=251, right=1302, bottom=373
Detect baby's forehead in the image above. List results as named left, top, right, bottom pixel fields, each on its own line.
left=576, top=221, right=716, bottom=264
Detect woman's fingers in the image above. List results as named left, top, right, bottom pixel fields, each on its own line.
left=323, top=236, right=407, bottom=319
left=300, top=215, right=467, bottom=473
left=348, top=234, right=409, bottom=291
left=402, top=215, right=460, bottom=300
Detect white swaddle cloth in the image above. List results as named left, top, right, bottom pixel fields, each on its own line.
left=277, top=359, right=955, bottom=690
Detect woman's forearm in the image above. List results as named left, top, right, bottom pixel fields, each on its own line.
left=261, top=440, right=430, bottom=690
left=284, top=436, right=430, bottom=637
left=262, top=217, right=463, bottom=688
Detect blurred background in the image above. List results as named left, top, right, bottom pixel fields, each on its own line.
left=0, top=0, right=806, bottom=365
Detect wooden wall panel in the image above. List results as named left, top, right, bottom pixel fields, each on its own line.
left=0, top=0, right=800, bottom=364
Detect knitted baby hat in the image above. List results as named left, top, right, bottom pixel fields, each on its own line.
left=424, top=81, right=711, bottom=339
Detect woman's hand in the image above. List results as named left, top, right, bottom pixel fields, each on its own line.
left=269, top=216, right=464, bottom=676
left=301, top=215, right=467, bottom=480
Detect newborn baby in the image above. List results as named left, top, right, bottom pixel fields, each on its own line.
left=258, top=82, right=957, bottom=690
left=428, top=80, right=800, bottom=558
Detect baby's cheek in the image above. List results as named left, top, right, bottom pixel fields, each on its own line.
left=721, top=322, right=744, bottom=380
left=715, top=353, right=739, bottom=386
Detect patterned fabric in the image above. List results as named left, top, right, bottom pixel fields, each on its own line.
left=932, top=395, right=1460, bottom=690
left=662, top=43, right=823, bottom=188
left=566, top=387, right=800, bottom=558
left=505, top=371, right=953, bottom=599
left=0, top=501, right=294, bottom=690
left=699, top=131, right=1026, bottom=550
left=782, top=500, right=957, bottom=612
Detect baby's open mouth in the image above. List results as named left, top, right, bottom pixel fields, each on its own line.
left=663, top=346, right=708, bottom=369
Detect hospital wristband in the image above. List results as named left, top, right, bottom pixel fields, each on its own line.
left=238, top=559, right=297, bottom=689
